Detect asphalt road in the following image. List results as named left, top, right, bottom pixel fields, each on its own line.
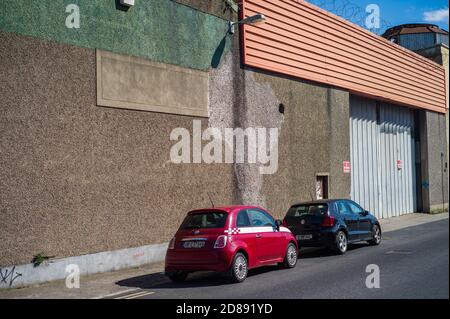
left=111, top=219, right=449, bottom=299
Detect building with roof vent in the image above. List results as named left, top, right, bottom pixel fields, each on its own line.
left=383, top=23, right=449, bottom=169
left=382, top=23, right=449, bottom=51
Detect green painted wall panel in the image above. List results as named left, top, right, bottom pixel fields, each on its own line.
left=0, top=0, right=230, bottom=70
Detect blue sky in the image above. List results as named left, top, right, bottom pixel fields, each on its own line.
left=311, top=0, right=449, bottom=33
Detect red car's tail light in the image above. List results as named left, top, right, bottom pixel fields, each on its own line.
left=168, top=237, right=175, bottom=250
left=214, top=235, right=227, bottom=248
left=321, top=214, right=335, bottom=227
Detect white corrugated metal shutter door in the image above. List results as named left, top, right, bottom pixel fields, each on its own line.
left=350, top=95, right=416, bottom=219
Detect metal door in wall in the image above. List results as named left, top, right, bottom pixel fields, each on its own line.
left=350, top=95, right=416, bottom=219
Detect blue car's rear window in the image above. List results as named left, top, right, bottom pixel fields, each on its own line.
left=180, top=212, right=228, bottom=229
left=286, top=204, right=328, bottom=217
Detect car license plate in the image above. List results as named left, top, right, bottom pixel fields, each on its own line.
left=183, top=241, right=206, bottom=249
left=297, top=234, right=313, bottom=240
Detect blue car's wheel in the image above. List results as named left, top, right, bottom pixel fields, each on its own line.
left=334, top=230, right=348, bottom=255
left=368, top=224, right=382, bottom=245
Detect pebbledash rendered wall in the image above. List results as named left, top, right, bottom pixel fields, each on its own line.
left=0, top=0, right=351, bottom=287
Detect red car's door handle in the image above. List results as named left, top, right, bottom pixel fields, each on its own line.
left=256, top=234, right=262, bottom=238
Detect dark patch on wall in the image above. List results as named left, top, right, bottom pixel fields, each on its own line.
left=243, top=69, right=351, bottom=219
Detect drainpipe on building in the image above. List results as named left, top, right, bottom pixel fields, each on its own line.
left=441, top=152, right=446, bottom=213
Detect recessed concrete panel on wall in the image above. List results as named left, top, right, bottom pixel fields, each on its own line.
left=350, top=95, right=416, bottom=219
left=97, top=50, right=209, bottom=117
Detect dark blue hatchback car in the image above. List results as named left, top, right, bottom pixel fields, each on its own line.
left=282, top=199, right=381, bottom=254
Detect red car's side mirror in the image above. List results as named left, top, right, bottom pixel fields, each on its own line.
left=275, top=219, right=282, bottom=230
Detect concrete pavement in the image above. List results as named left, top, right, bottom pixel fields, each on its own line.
left=379, top=212, right=448, bottom=233
left=0, top=212, right=447, bottom=299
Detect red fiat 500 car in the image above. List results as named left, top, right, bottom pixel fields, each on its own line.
left=165, top=205, right=298, bottom=283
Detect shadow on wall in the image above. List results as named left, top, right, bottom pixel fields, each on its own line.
left=211, top=35, right=229, bottom=69
left=115, top=0, right=131, bottom=11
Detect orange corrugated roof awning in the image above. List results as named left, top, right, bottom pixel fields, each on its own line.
left=241, top=0, right=447, bottom=113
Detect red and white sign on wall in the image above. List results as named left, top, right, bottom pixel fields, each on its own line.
left=397, top=160, right=403, bottom=170
left=343, top=161, right=351, bottom=174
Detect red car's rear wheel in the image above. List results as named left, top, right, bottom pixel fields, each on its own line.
left=229, top=252, right=248, bottom=283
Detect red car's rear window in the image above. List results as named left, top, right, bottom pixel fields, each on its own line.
left=180, top=212, right=228, bottom=229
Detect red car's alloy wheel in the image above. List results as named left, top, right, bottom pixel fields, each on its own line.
left=286, top=244, right=298, bottom=268
left=231, top=253, right=248, bottom=283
